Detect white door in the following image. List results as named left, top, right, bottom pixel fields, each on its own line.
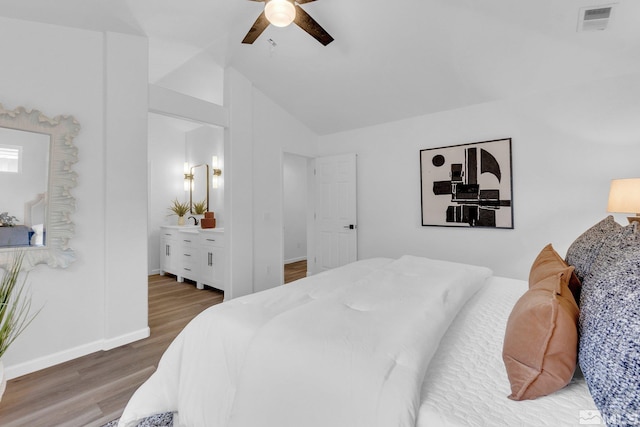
left=314, top=153, right=357, bottom=272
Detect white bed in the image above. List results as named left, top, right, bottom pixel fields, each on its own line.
left=418, top=276, right=596, bottom=426
left=119, top=255, right=597, bottom=427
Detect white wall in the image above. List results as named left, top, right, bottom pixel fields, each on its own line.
left=154, top=51, right=224, bottom=105
left=224, top=68, right=254, bottom=299
left=147, top=113, right=189, bottom=274
left=224, top=67, right=318, bottom=298
left=103, top=32, right=149, bottom=346
left=318, top=72, right=640, bottom=280
left=252, top=89, right=317, bottom=291
left=0, top=18, right=149, bottom=378
left=283, top=153, right=308, bottom=264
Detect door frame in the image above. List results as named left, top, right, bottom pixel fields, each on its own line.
left=281, top=151, right=315, bottom=283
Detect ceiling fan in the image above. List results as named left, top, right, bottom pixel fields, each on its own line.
left=242, top=0, right=334, bottom=46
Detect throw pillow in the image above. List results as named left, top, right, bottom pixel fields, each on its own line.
left=579, top=223, right=640, bottom=424
left=503, top=270, right=579, bottom=400
left=529, top=243, right=581, bottom=303
left=565, top=215, right=622, bottom=283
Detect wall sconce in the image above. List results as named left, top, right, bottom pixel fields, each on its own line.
left=211, top=156, right=222, bottom=189
left=607, top=178, right=640, bottom=224
left=184, top=162, right=194, bottom=192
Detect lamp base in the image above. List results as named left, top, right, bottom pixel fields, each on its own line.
left=627, top=215, right=640, bottom=224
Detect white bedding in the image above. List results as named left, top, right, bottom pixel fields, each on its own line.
left=119, top=256, right=491, bottom=427
left=418, top=276, right=597, bottom=427
left=120, top=257, right=597, bottom=427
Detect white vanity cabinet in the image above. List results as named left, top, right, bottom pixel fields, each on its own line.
left=199, top=230, right=225, bottom=291
left=159, top=226, right=225, bottom=292
left=160, top=227, right=181, bottom=280
left=178, top=230, right=200, bottom=284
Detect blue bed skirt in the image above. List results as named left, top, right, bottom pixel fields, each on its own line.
left=0, top=225, right=33, bottom=247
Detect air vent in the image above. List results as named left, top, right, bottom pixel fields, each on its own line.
left=578, top=5, right=614, bottom=32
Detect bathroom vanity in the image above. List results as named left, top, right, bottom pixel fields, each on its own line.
left=160, top=226, right=224, bottom=291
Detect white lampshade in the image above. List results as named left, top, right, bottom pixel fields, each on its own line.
left=607, top=178, right=640, bottom=217
left=265, top=0, right=296, bottom=27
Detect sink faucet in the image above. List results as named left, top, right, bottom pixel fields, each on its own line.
left=188, top=216, right=198, bottom=225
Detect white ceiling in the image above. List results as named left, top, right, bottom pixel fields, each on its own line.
left=1, top=0, right=639, bottom=135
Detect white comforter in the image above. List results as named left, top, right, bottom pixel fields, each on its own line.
left=119, top=256, right=492, bottom=427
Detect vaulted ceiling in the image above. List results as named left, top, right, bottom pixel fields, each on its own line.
left=1, top=0, right=639, bottom=135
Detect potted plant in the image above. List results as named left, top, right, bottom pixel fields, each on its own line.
left=168, top=199, right=191, bottom=226
left=0, top=213, right=18, bottom=227
left=192, top=200, right=207, bottom=215
left=0, top=251, right=40, bottom=401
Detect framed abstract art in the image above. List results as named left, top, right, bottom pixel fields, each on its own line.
left=420, top=138, right=513, bottom=229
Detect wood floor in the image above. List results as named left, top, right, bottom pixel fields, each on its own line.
left=284, top=260, right=307, bottom=283
left=0, top=275, right=224, bottom=427
left=0, top=261, right=306, bottom=427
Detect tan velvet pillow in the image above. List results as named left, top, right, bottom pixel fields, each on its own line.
left=529, top=243, right=581, bottom=304
left=502, top=271, right=579, bottom=400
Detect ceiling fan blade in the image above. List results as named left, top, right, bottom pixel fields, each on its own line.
left=296, top=0, right=318, bottom=4
left=242, top=11, right=270, bottom=44
left=293, top=4, right=334, bottom=46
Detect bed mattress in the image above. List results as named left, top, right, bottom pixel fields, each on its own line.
left=417, top=276, right=597, bottom=427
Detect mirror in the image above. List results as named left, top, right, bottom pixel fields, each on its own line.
left=190, top=164, right=209, bottom=214
left=0, top=103, right=79, bottom=270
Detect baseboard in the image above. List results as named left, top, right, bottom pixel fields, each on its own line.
left=149, top=268, right=161, bottom=275
left=4, top=327, right=150, bottom=380
left=284, top=256, right=307, bottom=265
left=102, top=327, right=150, bottom=351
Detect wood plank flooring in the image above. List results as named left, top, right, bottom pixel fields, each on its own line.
left=0, top=261, right=306, bottom=427
left=0, top=275, right=224, bottom=427
left=284, top=260, right=307, bottom=283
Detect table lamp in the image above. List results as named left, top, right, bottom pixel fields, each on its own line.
left=607, top=178, right=640, bottom=224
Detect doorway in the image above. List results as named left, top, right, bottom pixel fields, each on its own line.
left=283, top=152, right=309, bottom=283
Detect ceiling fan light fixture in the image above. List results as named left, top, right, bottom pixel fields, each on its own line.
left=265, top=0, right=296, bottom=27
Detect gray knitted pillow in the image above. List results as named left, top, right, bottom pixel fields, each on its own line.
left=566, top=216, right=622, bottom=283
left=579, top=223, right=639, bottom=426
left=101, top=412, right=173, bottom=427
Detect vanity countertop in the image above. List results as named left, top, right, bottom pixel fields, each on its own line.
left=200, top=228, right=224, bottom=233
left=162, top=225, right=224, bottom=234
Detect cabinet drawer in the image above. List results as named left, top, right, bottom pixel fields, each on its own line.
left=180, top=236, right=197, bottom=248
left=180, top=253, right=197, bottom=279
left=201, top=236, right=223, bottom=247
left=181, top=251, right=196, bottom=264
left=181, top=263, right=197, bottom=275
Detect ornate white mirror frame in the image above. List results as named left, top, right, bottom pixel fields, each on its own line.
left=0, top=104, right=80, bottom=270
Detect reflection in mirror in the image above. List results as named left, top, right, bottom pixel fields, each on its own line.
left=0, top=104, right=79, bottom=271
left=190, top=164, right=209, bottom=214
left=0, top=128, right=49, bottom=248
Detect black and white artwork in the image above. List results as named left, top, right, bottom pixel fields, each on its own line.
left=420, top=138, right=513, bottom=228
